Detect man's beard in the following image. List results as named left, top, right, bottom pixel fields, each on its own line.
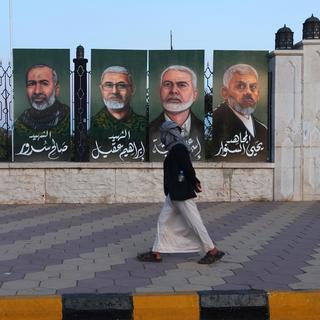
left=163, top=95, right=193, bottom=114
left=103, top=98, right=125, bottom=111
left=227, top=96, right=256, bottom=116
left=30, top=92, right=56, bottom=111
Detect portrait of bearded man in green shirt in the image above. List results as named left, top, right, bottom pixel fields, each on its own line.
left=14, top=64, right=70, bottom=161
left=90, top=66, right=147, bottom=162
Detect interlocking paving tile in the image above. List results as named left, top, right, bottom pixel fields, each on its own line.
left=136, top=202, right=315, bottom=292
left=214, top=202, right=320, bottom=290
left=0, top=201, right=319, bottom=295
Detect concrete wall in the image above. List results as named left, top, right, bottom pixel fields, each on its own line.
left=271, top=39, right=320, bottom=201
left=2, top=40, right=320, bottom=204
left=0, top=162, right=274, bottom=204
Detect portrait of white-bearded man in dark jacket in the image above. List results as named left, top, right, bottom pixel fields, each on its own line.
left=211, top=63, right=267, bottom=161
left=150, top=65, right=203, bottom=161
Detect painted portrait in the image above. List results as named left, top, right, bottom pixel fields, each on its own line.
left=210, top=50, right=269, bottom=162
left=90, top=49, right=147, bottom=162
left=149, top=50, right=205, bottom=162
left=13, top=49, right=70, bottom=161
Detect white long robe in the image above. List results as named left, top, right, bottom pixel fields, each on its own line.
left=152, top=196, right=215, bottom=253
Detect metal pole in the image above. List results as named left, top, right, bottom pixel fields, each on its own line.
left=73, top=45, right=89, bottom=161
left=9, top=0, right=14, bottom=161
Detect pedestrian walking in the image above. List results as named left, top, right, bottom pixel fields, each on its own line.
left=137, top=120, right=224, bottom=264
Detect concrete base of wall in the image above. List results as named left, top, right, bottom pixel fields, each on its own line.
left=0, top=162, right=274, bottom=204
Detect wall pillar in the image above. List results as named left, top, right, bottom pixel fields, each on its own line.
left=270, top=50, right=303, bottom=200
left=271, top=39, right=320, bottom=200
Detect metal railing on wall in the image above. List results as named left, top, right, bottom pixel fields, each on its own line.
left=0, top=61, right=13, bottom=161
left=0, top=48, right=214, bottom=162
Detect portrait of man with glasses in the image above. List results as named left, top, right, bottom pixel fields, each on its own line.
left=90, top=66, right=147, bottom=162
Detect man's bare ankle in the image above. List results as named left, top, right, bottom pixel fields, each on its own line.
left=209, top=248, right=218, bottom=255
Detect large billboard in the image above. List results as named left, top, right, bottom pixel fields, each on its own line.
left=13, top=49, right=70, bottom=161
left=90, top=49, right=147, bottom=162
left=210, top=50, right=269, bottom=162
left=149, top=50, right=204, bottom=161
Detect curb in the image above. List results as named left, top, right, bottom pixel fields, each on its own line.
left=0, top=290, right=320, bottom=319
left=200, top=289, right=267, bottom=320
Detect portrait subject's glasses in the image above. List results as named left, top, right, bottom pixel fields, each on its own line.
left=101, top=82, right=131, bottom=90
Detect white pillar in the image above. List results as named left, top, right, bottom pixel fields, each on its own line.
left=271, top=39, right=320, bottom=200
left=270, top=49, right=303, bottom=200
left=301, top=40, right=320, bottom=200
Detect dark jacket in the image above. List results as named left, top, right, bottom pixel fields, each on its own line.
left=211, top=103, right=268, bottom=162
left=149, top=111, right=204, bottom=161
left=164, top=143, right=199, bottom=201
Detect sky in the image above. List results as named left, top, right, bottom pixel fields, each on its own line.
left=0, top=0, right=319, bottom=66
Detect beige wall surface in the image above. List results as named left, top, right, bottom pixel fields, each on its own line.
left=0, top=162, right=274, bottom=204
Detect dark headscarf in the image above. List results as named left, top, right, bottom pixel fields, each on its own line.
left=160, top=120, right=190, bottom=152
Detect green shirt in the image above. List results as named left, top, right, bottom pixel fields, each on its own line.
left=90, top=107, right=147, bottom=162
left=14, top=101, right=70, bottom=161
left=0, top=129, right=10, bottom=160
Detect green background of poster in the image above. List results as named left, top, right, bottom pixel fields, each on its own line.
left=90, top=49, right=147, bottom=117
left=212, top=50, right=269, bottom=125
left=13, top=49, right=70, bottom=120
left=149, top=50, right=204, bottom=122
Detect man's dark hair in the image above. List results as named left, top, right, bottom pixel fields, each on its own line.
left=25, top=64, right=58, bottom=85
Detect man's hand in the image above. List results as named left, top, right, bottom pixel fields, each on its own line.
left=195, top=182, right=202, bottom=193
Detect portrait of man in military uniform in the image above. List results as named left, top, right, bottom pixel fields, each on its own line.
left=90, top=50, right=147, bottom=162
left=15, top=64, right=69, bottom=134
left=13, top=49, right=70, bottom=161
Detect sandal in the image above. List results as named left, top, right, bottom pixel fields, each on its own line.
left=137, top=251, right=162, bottom=262
left=198, top=250, right=225, bottom=264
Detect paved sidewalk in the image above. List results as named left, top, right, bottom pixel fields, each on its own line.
left=0, top=201, right=319, bottom=296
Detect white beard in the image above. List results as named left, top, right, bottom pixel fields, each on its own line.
left=104, top=98, right=125, bottom=110
left=227, top=97, right=256, bottom=116
left=163, top=98, right=193, bottom=114
left=233, top=104, right=255, bottom=116
left=31, top=93, right=55, bottom=111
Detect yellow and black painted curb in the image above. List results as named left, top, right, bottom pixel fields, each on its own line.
left=0, top=290, right=320, bottom=319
